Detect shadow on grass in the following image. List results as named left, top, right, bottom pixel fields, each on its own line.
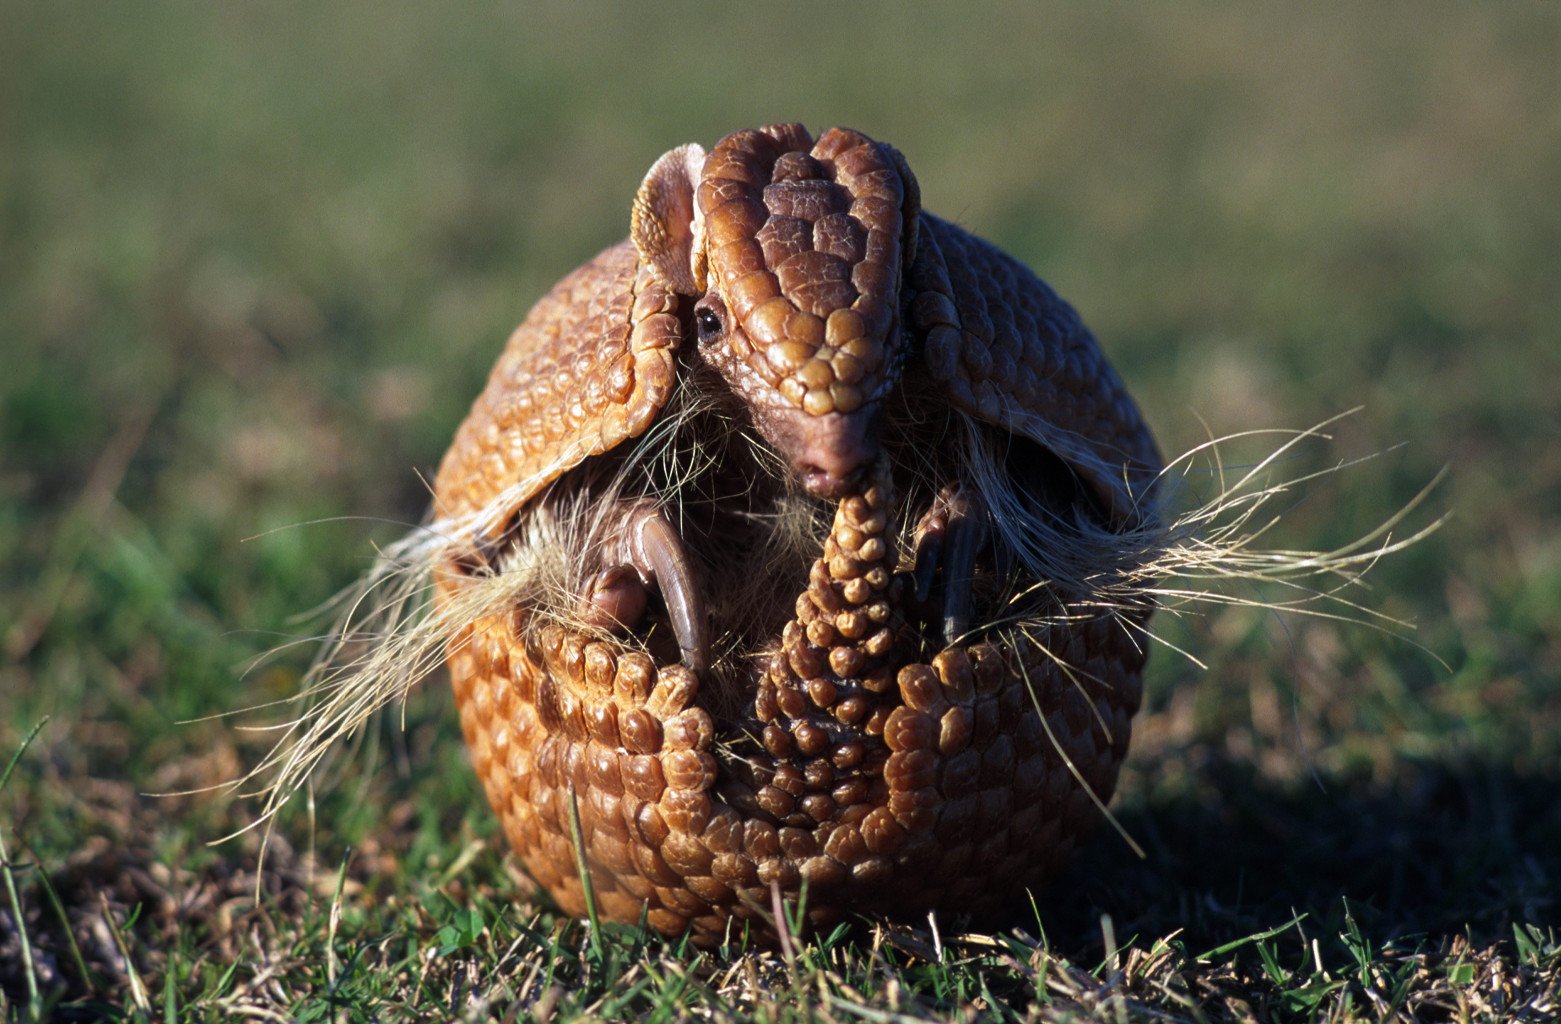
left=1041, top=751, right=1559, bottom=955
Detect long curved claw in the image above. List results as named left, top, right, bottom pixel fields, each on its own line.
left=940, top=490, right=987, bottom=645
left=911, top=509, right=947, bottom=606
left=624, top=505, right=711, bottom=672
left=911, top=485, right=992, bottom=646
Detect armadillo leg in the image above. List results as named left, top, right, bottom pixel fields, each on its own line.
left=587, top=499, right=711, bottom=673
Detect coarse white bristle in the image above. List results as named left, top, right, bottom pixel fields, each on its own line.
left=223, top=405, right=1439, bottom=852
left=208, top=455, right=580, bottom=844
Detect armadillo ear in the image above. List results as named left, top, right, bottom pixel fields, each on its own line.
left=631, top=143, right=708, bottom=295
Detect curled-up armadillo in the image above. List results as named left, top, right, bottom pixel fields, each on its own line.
left=433, top=123, right=1163, bottom=944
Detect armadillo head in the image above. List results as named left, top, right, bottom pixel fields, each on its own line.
left=631, top=124, right=921, bottom=498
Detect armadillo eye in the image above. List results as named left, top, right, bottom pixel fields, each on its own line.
left=695, top=307, right=722, bottom=339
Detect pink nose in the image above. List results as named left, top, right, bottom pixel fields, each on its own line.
left=794, top=434, right=875, bottom=498
left=757, top=407, right=880, bottom=499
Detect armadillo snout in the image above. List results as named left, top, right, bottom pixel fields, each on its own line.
left=756, top=406, right=880, bottom=499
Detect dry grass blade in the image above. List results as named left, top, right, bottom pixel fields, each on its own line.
left=0, top=719, right=50, bottom=1021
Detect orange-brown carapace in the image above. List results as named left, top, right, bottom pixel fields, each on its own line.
left=432, top=124, right=1162, bottom=945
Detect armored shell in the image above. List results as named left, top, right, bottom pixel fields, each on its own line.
left=434, top=124, right=1161, bottom=945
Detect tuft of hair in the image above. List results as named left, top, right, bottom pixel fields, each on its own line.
left=225, top=402, right=1439, bottom=859
left=209, top=446, right=591, bottom=847
left=218, top=370, right=816, bottom=847
left=964, top=408, right=1444, bottom=667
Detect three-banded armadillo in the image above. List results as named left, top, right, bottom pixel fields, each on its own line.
left=433, top=123, right=1162, bottom=945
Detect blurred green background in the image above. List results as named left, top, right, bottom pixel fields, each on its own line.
left=1, top=0, right=1557, bottom=1013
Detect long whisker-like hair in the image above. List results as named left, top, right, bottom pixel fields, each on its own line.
left=221, top=403, right=1439, bottom=867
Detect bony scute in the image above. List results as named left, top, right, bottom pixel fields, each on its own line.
left=432, top=122, right=1162, bottom=945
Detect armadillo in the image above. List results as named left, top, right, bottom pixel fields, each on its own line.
left=432, top=123, right=1163, bottom=945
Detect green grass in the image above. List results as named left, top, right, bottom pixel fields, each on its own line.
left=2, top=2, right=1558, bottom=1020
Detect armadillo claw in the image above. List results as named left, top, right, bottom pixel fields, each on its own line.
left=622, top=503, right=711, bottom=673
left=911, top=484, right=992, bottom=645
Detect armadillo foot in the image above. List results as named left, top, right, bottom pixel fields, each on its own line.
left=911, top=484, right=994, bottom=645
left=598, top=499, right=711, bottom=672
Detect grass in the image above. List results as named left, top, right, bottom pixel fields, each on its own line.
left=2, top=2, right=1558, bottom=1020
